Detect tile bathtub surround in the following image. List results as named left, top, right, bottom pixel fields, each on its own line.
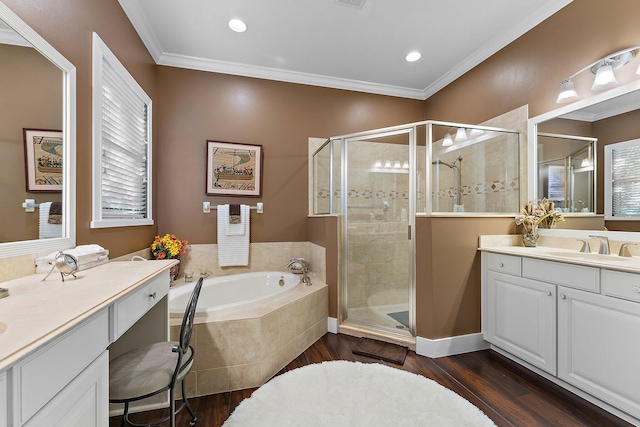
left=178, top=242, right=326, bottom=283
left=170, top=282, right=329, bottom=397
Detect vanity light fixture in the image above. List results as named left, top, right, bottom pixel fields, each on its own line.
left=556, top=46, right=640, bottom=103
left=228, top=18, right=248, bottom=33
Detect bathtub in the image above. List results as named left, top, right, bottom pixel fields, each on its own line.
left=169, top=271, right=301, bottom=315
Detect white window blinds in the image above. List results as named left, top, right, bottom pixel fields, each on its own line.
left=605, top=138, right=640, bottom=219
left=91, top=33, right=153, bottom=228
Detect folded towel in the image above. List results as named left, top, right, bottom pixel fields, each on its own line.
left=229, top=203, right=241, bottom=224
left=39, top=202, right=63, bottom=239
left=217, top=204, right=250, bottom=267
left=48, top=201, right=62, bottom=224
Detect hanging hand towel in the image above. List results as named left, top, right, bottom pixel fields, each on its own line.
left=39, top=202, right=63, bottom=239
left=217, top=204, right=250, bottom=266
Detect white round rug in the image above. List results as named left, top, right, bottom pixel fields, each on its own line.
left=223, top=361, right=496, bottom=427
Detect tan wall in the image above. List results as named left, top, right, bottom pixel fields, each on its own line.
left=155, top=66, right=424, bottom=244
left=0, top=44, right=61, bottom=243
left=416, top=217, right=515, bottom=338
left=5, top=0, right=159, bottom=258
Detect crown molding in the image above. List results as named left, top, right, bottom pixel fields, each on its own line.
left=158, top=53, right=427, bottom=100
left=118, top=0, right=163, bottom=62
left=423, top=0, right=572, bottom=98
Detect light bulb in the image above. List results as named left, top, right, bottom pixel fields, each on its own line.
left=581, top=158, right=590, bottom=167
left=442, top=134, right=453, bottom=147
left=228, top=19, right=248, bottom=33
left=455, top=128, right=467, bottom=142
left=384, top=160, right=392, bottom=168
left=394, top=160, right=401, bottom=169
left=557, top=79, right=579, bottom=103
left=374, top=160, right=382, bottom=168
left=592, top=63, right=617, bottom=90
left=402, top=161, right=409, bottom=169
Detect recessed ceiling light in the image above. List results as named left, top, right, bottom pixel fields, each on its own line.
left=228, top=19, right=247, bottom=33
left=405, top=51, right=421, bottom=62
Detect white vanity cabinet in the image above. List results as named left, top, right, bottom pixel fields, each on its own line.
left=486, top=270, right=556, bottom=374
left=0, top=370, right=7, bottom=427
left=0, top=261, right=174, bottom=427
left=558, top=280, right=640, bottom=419
left=482, top=248, right=640, bottom=422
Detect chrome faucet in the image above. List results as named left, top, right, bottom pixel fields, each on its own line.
left=577, top=239, right=591, bottom=253
left=286, top=257, right=311, bottom=285
left=589, top=235, right=610, bottom=255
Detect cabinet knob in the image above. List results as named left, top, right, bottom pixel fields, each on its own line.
left=149, top=291, right=157, bottom=300
left=499, top=262, right=504, bottom=268
left=559, top=293, right=566, bottom=300
left=546, top=290, right=552, bottom=296
left=632, top=286, right=640, bottom=294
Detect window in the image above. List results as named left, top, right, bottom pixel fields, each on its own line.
left=605, top=138, right=640, bottom=220
left=91, top=33, right=153, bottom=228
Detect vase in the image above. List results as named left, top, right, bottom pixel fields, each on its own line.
left=522, top=231, right=539, bottom=247
left=169, top=260, right=180, bottom=282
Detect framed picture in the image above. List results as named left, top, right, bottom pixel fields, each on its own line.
left=23, top=128, right=63, bottom=192
left=206, top=140, right=263, bottom=196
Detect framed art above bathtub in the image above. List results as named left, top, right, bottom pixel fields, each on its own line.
left=206, top=140, right=263, bottom=197
left=23, top=128, right=63, bottom=192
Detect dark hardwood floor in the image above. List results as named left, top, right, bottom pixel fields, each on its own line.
left=109, top=333, right=634, bottom=427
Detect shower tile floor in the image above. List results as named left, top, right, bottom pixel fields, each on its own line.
left=347, top=303, right=410, bottom=331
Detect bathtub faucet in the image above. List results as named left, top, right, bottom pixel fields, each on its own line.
left=286, top=258, right=311, bottom=286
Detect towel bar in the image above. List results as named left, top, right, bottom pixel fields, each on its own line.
left=203, top=202, right=263, bottom=213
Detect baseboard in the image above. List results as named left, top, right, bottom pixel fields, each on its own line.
left=327, top=317, right=338, bottom=334
left=415, top=332, right=489, bottom=358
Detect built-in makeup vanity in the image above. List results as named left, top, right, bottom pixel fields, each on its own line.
left=480, top=235, right=640, bottom=424
left=0, top=260, right=175, bottom=427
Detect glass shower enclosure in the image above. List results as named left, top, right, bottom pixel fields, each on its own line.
left=312, top=120, right=520, bottom=341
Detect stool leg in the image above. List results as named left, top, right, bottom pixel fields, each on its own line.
left=182, top=379, right=198, bottom=425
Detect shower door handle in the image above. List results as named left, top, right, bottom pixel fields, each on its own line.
left=408, top=225, right=411, bottom=240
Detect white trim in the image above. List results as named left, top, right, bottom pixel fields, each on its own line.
left=423, top=0, right=573, bottom=99
left=157, top=53, right=426, bottom=100
left=415, top=333, right=489, bottom=359
left=0, top=0, right=76, bottom=258
left=117, top=0, right=163, bottom=63
left=91, top=33, right=154, bottom=229
left=604, top=138, right=640, bottom=221
left=327, top=317, right=338, bottom=334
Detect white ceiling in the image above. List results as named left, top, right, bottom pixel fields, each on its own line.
left=119, top=0, right=572, bottom=100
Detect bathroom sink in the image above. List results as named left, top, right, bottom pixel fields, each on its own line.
left=546, top=252, right=630, bottom=262
left=0, top=322, right=6, bottom=335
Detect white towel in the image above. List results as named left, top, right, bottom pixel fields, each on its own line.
left=217, top=204, right=250, bottom=267
left=39, top=202, right=63, bottom=239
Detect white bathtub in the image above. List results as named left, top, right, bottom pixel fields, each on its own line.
left=169, top=271, right=301, bottom=315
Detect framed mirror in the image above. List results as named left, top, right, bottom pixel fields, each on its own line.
left=0, top=1, right=76, bottom=258
left=528, top=80, right=640, bottom=219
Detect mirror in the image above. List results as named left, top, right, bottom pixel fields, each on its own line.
left=0, top=1, right=76, bottom=258
left=529, top=80, right=640, bottom=224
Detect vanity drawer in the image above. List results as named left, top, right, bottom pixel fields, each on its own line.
left=111, top=271, right=169, bottom=341
left=602, top=270, right=640, bottom=303
left=522, top=258, right=599, bottom=293
left=14, top=309, right=109, bottom=425
left=487, top=253, right=521, bottom=276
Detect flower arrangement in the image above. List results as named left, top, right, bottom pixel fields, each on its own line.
left=515, top=198, right=565, bottom=233
left=150, top=234, right=188, bottom=259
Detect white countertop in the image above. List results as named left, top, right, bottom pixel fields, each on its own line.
left=479, top=244, right=640, bottom=273
left=0, top=260, right=176, bottom=370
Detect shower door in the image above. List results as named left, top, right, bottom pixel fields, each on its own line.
left=342, top=128, right=415, bottom=336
